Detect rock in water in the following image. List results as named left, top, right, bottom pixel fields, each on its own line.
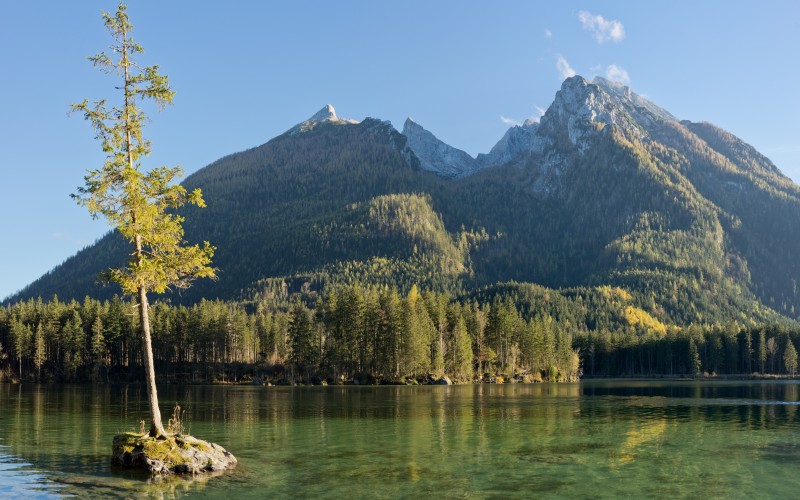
left=111, top=433, right=237, bottom=475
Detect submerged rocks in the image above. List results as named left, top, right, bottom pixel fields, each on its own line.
left=111, top=433, right=237, bottom=475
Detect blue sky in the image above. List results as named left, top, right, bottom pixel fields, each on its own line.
left=2, top=1, right=800, bottom=300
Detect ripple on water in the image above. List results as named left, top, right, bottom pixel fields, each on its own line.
left=0, top=447, right=60, bottom=499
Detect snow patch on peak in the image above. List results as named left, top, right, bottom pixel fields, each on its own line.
left=286, top=104, right=360, bottom=135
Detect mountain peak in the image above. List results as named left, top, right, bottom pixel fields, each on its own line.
left=592, top=76, right=677, bottom=123
left=537, top=75, right=618, bottom=149
left=477, top=119, right=540, bottom=168
left=592, top=76, right=626, bottom=93
left=309, top=104, right=337, bottom=122
left=401, top=118, right=476, bottom=178
left=537, top=74, right=678, bottom=150
left=403, top=117, right=420, bottom=131
left=287, top=104, right=359, bottom=135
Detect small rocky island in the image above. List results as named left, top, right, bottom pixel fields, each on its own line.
left=112, top=432, right=237, bottom=475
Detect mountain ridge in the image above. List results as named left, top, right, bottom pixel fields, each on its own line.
left=8, top=75, right=800, bottom=329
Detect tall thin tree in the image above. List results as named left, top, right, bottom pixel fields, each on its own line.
left=72, top=3, right=215, bottom=437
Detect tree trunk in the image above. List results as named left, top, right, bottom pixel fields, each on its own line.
left=139, top=285, right=165, bottom=437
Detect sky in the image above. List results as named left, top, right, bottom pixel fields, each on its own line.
left=2, top=0, right=800, bottom=300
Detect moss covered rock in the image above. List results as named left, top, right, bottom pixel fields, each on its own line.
left=111, top=433, right=237, bottom=475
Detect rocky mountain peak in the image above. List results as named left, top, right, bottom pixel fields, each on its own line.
left=309, top=104, right=338, bottom=122
left=402, top=117, right=421, bottom=133
left=477, top=119, right=540, bottom=169
left=592, top=76, right=677, bottom=124
left=287, top=104, right=359, bottom=135
left=537, top=75, right=621, bottom=149
left=402, top=118, right=476, bottom=178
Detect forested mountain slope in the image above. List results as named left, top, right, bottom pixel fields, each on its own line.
left=10, top=76, right=800, bottom=328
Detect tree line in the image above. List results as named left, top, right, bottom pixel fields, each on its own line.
left=1, top=288, right=798, bottom=384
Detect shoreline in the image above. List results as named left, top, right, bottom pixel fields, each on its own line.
left=3, top=372, right=800, bottom=387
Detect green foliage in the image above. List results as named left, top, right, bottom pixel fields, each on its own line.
left=288, top=300, right=318, bottom=376
left=5, top=293, right=800, bottom=383
left=67, top=2, right=218, bottom=436
left=70, top=2, right=214, bottom=296
left=784, top=339, right=798, bottom=375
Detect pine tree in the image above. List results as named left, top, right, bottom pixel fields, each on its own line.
left=34, top=322, right=46, bottom=381
left=450, top=316, right=474, bottom=381
left=403, top=285, right=431, bottom=377
left=91, top=316, right=106, bottom=366
left=784, top=339, right=798, bottom=375
left=767, top=337, right=779, bottom=374
left=689, top=338, right=701, bottom=376
left=743, top=329, right=753, bottom=374
left=71, top=3, right=215, bottom=437
left=379, top=287, right=403, bottom=379
left=11, top=319, right=31, bottom=380
left=63, top=311, right=85, bottom=380
left=289, top=301, right=317, bottom=379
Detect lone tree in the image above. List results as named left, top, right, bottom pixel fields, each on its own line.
left=73, top=3, right=215, bottom=437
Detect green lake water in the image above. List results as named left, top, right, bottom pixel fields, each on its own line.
left=1, top=380, right=800, bottom=498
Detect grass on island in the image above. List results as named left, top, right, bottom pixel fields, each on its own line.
left=111, top=404, right=234, bottom=474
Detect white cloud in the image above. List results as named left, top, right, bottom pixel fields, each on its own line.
left=500, top=115, right=522, bottom=127
left=556, top=54, right=576, bottom=80
left=534, top=106, right=546, bottom=118
left=605, top=64, right=630, bottom=84
left=578, top=11, right=625, bottom=43
left=544, top=29, right=552, bottom=39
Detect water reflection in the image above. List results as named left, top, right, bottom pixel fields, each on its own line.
left=1, top=380, right=800, bottom=498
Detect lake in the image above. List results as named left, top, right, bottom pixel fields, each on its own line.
left=1, top=380, right=799, bottom=498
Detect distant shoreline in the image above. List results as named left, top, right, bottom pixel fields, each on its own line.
left=3, top=373, right=799, bottom=386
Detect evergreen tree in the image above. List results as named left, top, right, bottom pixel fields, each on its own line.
left=63, top=310, right=85, bottom=380
left=403, top=285, right=431, bottom=377
left=34, top=322, right=46, bottom=380
left=689, top=338, right=701, bottom=376
left=289, top=301, right=317, bottom=379
left=378, top=287, right=403, bottom=379
left=91, top=316, right=106, bottom=366
left=767, top=337, right=779, bottom=373
left=450, top=316, right=473, bottom=381
left=784, top=339, right=798, bottom=375
left=71, top=3, right=214, bottom=436
left=743, top=329, right=753, bottom=374
left=11, top=319, right=31, bottom=379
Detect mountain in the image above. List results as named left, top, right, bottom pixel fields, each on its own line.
left=285, top=104, right=359, bottom=135
left=401, top=118, right=476, bottom=177
left=402, top=115, right=539, bottom=175
left=475, top=119, right=538, bottom=168
left=10, top=75, right=800, bottom=327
